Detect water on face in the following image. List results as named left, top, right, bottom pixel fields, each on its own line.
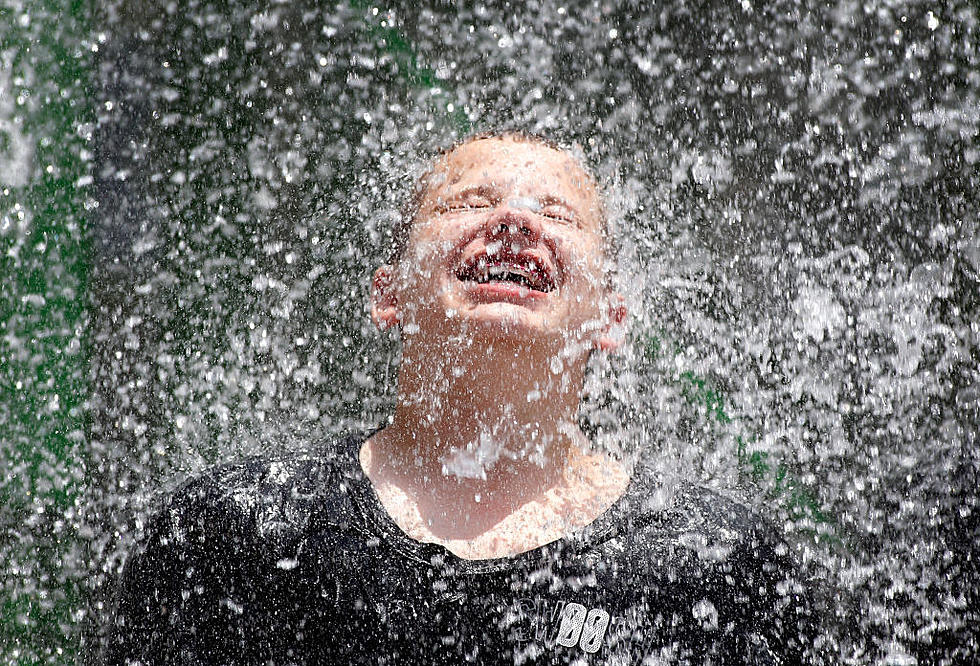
left=2, top=1, right=977, bottom=663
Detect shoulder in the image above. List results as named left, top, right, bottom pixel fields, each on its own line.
left=152, top=434, right=364, bottom=544
left=623, top=477, right=814, bottom=587
left=619, top=471, right=790, bottom=561
left=665, top=484, right=822, bottom=660
left=673, top=484, right=786, bottom=553
left=119, top=432, right=373, bottom=594
left=624, top=481, right=808, bottom=594
left=106, top=433, right=373, bottom=663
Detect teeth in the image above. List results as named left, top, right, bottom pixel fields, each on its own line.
left=487, top=265, right=531, bottom=280
left=459, top=255, right=552, bottom=292
left=487, top=264, right=536, bottom=289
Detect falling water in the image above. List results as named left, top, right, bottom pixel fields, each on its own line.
left=1, top=1, right=977, bottom=663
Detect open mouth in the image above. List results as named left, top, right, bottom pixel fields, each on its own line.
left=456, top=254, right=556, bottom=293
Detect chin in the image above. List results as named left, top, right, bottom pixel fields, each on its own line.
left=452, top=308, right=561, bottom=346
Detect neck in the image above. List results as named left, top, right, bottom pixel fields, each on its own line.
left=377, top=332, right=590, bottom=500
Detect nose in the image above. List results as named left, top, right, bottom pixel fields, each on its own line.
left=485, top=204, right=542, bottom=243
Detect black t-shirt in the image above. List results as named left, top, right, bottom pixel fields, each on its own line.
left=106, top=432, right=820, bottom=665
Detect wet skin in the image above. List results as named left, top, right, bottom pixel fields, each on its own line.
left=366, top=137, right=629, bottom=560
left=374, top=137, right=616, bottom=350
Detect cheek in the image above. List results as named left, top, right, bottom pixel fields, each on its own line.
left=403, top=237, right=454, bottom=279
left=557, top=242, right=607, bottom=295
left=396, top=241, right=460, bottom=314
left=406, top=218, right=471, bottom=263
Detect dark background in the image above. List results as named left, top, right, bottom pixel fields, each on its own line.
left=1, top=1, right=976, bottom=663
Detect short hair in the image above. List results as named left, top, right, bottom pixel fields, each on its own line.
left=388, top=129, right=613, bottom=267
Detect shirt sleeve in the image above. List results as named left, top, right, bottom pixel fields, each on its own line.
left=731, top=515, right=829, bottom=665
left=104, top=476, right=291, bottom=665
left=665, top=486, right=830, bottom=666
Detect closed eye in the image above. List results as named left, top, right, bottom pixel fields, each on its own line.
left=438, top=192, right=496, bottom=214
left=539, top=206, right=576, bottom=224
left=437, top=201, right=491, bottom=214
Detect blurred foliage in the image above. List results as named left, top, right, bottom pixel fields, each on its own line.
left=1, top=0, right=92, bottom=662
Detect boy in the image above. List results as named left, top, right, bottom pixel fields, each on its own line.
left=108, top=131, right=818, bottom=664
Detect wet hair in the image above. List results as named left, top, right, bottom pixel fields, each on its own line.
left=388, top=129, right=615, bottom=271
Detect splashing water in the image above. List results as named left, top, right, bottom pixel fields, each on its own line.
left=2, top=1, right=977, bottom=663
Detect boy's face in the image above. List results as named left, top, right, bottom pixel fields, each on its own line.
left=375, top=137, right=618, bottom=351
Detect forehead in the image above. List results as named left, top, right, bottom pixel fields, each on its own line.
left=425, top=138, right=602, bottom=224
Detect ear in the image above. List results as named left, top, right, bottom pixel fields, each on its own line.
left=371, top=265, right=400, bottom=330
left=594, top=292, right=627, bottom=352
